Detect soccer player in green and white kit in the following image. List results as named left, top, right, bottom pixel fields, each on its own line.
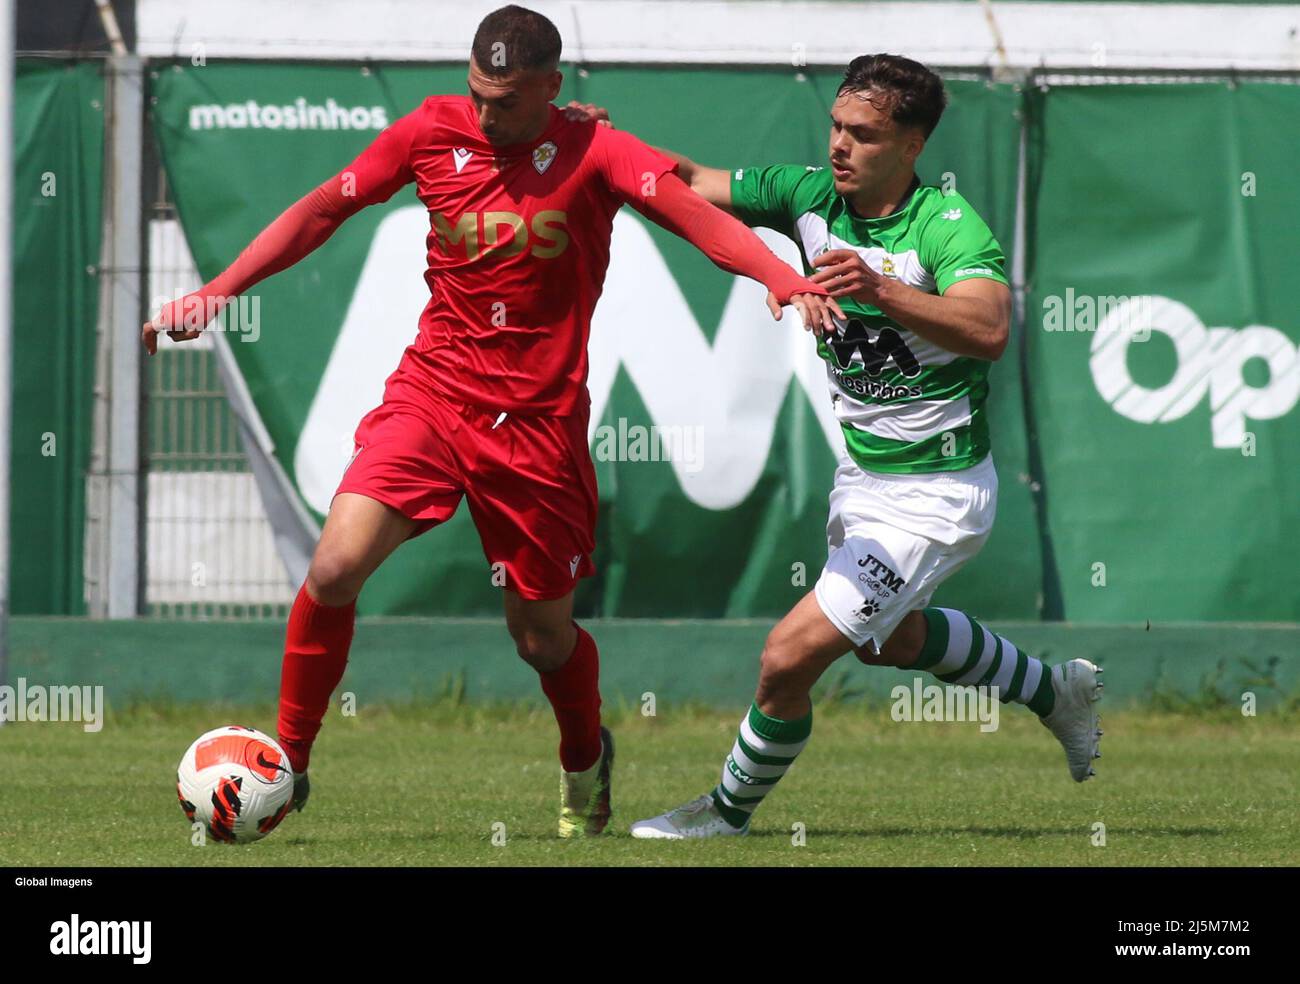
left=622, top=54, right=1105, bottom=838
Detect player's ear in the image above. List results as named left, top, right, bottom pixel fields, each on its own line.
left=903, top=129, right=926, bottom=166
left=545, top=69, right=563, bottom=101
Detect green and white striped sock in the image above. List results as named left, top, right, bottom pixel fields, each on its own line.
left=711, top=702, right=812, bottom=828
left=913, top=608, right=1056, bottom=716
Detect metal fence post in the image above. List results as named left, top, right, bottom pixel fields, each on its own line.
left=101, top=54, right=146, bottom=618
left=0, top=0, right=15, bottom=718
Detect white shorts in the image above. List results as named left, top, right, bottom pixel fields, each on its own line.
left=813, top=452, right=998, bottom=653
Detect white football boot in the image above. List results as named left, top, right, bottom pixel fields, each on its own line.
left=1039, top=658, right=1104, bottom=782
left=630, top=794, right=750, bottom=839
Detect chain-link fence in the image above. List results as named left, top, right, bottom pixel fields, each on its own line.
left=141, top=142, right=292, bottom=619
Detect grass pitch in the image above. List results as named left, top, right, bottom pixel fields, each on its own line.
left=3, top=700, right=1295, bottom=866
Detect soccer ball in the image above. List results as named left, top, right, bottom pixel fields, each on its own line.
left=176, top=725, right=295, bottom=844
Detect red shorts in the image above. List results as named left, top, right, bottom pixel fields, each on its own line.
left=334, top=368, right=598, bottom=601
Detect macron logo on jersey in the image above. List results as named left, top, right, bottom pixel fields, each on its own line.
left=452, top=148, right=473, bottom=173
left=940, top=208, right=963, bottom=221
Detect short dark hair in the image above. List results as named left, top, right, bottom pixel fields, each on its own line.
left=837, top=54, right=948, bottom=138
left=471, top=5, right=562, bottom=77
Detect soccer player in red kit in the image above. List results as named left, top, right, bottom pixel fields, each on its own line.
left=142, top=4, right=840, bottom=837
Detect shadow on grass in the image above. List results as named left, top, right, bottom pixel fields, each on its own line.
left=329, top=825, right=1232, bottom=844
left=741, top=825, right=1228, bottom=840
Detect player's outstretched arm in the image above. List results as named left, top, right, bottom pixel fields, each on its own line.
left=562, top=100, right=734, bottom=213
left=142, top=112, right=419, bottom=354
left=650, top=149, right=734, bottom=214
left=141, top=180, right=355, bottom=354
left=633, top=172, right=841, bottom=333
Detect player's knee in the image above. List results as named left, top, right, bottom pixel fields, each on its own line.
left=305, top=547, right=367, bottom=606
left=510, top=625, right=571, bottom=672
left=879, top=610, right=926, bottom=667
left=757, top=629, right=810, bottom=696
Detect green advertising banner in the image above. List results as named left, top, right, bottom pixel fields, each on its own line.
left=11, top=60, right=105, bottom=614
left=150, top=62, right=1035, bottom=619
left=1024, top=82, right=1300, bottom=621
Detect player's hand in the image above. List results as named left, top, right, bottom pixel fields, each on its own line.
left=810, top=248, right=887, bottom=305
left=141, top=293, right=207, bottom=356
left=765, top=289, right=844, bottom=335
left=562, top=100, right=613, bottom=127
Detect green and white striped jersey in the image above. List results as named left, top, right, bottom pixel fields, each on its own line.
left=731, top=164, right=1008, bottom=474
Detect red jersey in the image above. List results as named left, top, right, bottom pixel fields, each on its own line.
left=338, top=96, right=678, bottom=416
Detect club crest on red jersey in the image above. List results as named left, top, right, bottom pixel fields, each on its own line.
left=532, top=141, right=558, bottom=174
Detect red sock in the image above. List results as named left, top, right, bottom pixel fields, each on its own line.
left=276, top=584, right=356, bottom=775
left=538, top=624, right=603, bottom=772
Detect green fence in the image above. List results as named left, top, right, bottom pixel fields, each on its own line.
left=1023, top=82, right=1300, bottom=622
left=10, top=60, right=105, bottom=615
left=9, top=615, right=1298, bottom=709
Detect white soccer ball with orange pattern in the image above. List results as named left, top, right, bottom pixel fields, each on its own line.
left=176, top=725, right=295, bottom=843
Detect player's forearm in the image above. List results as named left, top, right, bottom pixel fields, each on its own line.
left=875, top=279, right=1010, bottom=360
left=204, top=183, right=350, bottom=300
left=635, top=175, right=820, bottom=303
left=156, top=181, right=355, bottom=334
